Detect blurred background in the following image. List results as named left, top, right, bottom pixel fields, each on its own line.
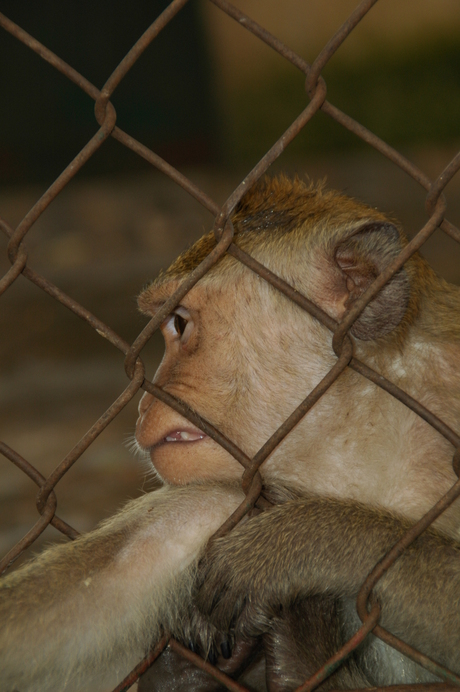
left=0, top=0, right=459, bottom=567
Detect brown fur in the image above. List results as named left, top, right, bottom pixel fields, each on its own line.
left=196, top=493, right=460, bottom=683
left=138, top=176, right=437, bottom=346
left=146, top=177, right=392, bottom=282
left=262, top=597, right=370, bottom=691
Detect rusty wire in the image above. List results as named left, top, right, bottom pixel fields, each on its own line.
left=0, top=1, right=460, bottom=691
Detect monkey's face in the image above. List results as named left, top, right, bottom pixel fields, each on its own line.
left=135, top=207, right=414, bottom=488
left=136, top=281, right=251, bottom=484
left=135, top=275, right=329, bottom=485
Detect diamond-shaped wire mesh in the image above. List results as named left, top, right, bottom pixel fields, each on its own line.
left=1, top=1, right=460, bottom=690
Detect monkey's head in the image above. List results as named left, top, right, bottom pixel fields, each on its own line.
left=135, top=176, right=428, bottom=486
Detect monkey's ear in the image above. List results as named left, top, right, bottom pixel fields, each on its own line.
left=334, top=222, right=410, bottom=340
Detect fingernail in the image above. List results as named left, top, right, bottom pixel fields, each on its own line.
left=221, top=640, right=232, bottom=659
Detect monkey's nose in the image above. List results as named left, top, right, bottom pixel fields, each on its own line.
left=138, top=391, right=155, bottom=416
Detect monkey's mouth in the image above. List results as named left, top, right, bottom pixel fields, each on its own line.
left=160, top=429, right=207, bottom=445
left=136, top=419, right=209, bottom=453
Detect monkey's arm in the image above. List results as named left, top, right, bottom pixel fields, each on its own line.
left=197, top=494, right=460, bottom=675
left=0, top=483, right=243, bottom=692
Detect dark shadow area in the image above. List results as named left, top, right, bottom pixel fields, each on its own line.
left=0, top=0, right=219, bottom=183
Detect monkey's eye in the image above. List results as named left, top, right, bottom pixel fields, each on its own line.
left=174, top=313, right=187, bottom=337
left=161, top=308, right=192, bottom=343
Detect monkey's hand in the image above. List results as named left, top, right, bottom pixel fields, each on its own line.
left=178, top=602, right=231, bottom=660
left=196, top=494, right=361, bottom=637
left=196, top=492, right=460, bottom=675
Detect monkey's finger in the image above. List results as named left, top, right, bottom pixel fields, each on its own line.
left=220, top=638, right=232, bottom=659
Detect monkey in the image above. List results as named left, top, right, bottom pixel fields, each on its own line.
left=134, top=174, right=460, bottom=690
left=1, top=176, right=459, bottom=691
left=135, top=175, right=459, bottom=531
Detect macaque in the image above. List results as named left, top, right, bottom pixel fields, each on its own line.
left=1, top=176, right=460, bottom=692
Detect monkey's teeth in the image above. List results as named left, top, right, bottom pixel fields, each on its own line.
left=165, top=431, right=205, bottom=442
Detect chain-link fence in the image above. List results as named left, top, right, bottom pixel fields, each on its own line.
left=1, top=1, right=460, bottom=690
